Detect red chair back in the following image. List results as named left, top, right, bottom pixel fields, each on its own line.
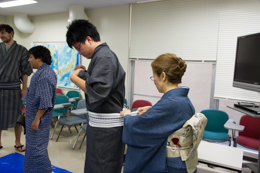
left=56, top=88, right=62, bottom=95
left=237, top=115, right=260, bottom=149
left=21, top=107, right=26, bottom=113
left=239, top=115, right=260, bottom=139
left=131, top=100, right=152, bottom=110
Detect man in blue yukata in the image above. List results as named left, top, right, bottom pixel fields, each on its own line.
left=23, top=46, right=57, bottom=173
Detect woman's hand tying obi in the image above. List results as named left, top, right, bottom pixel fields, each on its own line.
left=120, top=109, right=131, bottom=117
left=137, top=106, right=152, bottom=116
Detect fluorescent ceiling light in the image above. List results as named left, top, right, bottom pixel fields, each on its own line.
left=0, top=0, right=38, bottom=8
left=137, top=0, right=161, bottom=3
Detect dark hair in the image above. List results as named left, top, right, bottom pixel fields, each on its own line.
left=66, top=19, right=101, bottom=48
left=0, top=24, right=14, bottom=36
left=151, top=53, right=187, bottom=84
left=29, top=46, right=52, bottom=65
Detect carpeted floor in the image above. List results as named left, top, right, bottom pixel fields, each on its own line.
left=0, top=153, right=72, bottom=173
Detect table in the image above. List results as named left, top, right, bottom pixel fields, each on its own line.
left=54, top=104, right=64, bottom=110
left=68, top=97, right=81, bottom=102
left=68, top=98, right=76, bottom=103
left=227, top=105, right=260, bottom=173
left=198, top=141, right=243, bottom=172
left=71, top=108, right=88, bottom=115
left=227, top=106, right=260, bottom=118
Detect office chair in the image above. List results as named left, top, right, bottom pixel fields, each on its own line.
left=201, top=109, right=231, bottom=146
left=78, top=124, right=88, bottom=150
left=233, top=115, right=260, bottom=150
left=131, top=100, right=152, bottom=111
left=56, top=88, right=63, bottom=95
left=50, top=95, right=70, bottom=140
left=55, top=99, right=88, bottom=142
left=66, top=90, right=81, bottom=108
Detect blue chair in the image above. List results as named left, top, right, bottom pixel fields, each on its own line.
left=201, top=109, right=231, bottom=146
left=50, top=95, right=69, bottom=140
left=66, top=90, right=81, bottom=109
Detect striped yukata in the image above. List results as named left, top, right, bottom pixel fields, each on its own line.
left=0, top=42, right=32, bottom=130
left=23, top=63, right=57, bottom=173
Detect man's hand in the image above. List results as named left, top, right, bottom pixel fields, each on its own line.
left=75, top=65, right=86, bottom=70
left=31, top=117, right=40, bottom=131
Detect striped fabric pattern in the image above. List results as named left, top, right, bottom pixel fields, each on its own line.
left=23, top=63, right=57, bottom=173
left=88, top=111, right=124, bottom=128
left=0, top=42, right=32, bottom=130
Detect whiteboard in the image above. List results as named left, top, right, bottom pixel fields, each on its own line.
left=133, top=60, right=214, bottom=113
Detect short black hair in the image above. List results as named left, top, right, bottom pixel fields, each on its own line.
left=66, top=19, right=101, bottom=48
left=29, top=46, right=52, bottom=65
left=0, top=24, right=14, bottom=36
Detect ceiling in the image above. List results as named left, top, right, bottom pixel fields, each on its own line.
left=0, top=0, right=148, bottom=16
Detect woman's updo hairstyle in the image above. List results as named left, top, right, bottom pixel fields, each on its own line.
left=151, top=53, right=187, bottom=84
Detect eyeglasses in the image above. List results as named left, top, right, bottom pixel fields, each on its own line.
left=74, top=43, right=81, bottom=52
left=150, top=76, right=154, bottom=81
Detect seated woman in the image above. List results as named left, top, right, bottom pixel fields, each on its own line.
left=120, top=53, right=196, bottom=173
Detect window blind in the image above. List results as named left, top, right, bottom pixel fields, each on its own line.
left=214, top=0, right=260, bottom=102
left=130, top=0, right=220, bottom=60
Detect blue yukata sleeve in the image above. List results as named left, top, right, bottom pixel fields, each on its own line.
left=123, top=99, right=188, bottom=146
left=33, top=79, right=54, bottom=110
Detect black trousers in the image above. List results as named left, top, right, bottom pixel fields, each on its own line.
left=84, top=124, right=125, bottom=173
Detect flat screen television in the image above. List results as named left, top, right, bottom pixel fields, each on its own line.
left=233, top=32, right=260, bottom=92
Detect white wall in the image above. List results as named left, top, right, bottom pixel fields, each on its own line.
left=1, top=5, right=130, bottom=97
left=0, top=15, right=6, bottom=23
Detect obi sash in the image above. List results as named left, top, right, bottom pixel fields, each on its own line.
left=166, top=113, right=207, bottom=173
left=88, top=111, right=124, bottom=128
left=0, top=82, right=20, bottom=90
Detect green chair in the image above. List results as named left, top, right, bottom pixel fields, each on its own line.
left=201, top=109, right=231, bottom=146
left=66, top=90, right=81, bottom=109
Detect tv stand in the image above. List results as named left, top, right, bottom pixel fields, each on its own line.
left=227, top=105, right=260, bottom=173
left=237, top=102, right=259, bottom=107
left=234, top=104, right=260, bottom=114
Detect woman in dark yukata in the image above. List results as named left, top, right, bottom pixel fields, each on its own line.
left=120, top=53, right=196, bottom=173
left=23, top=46, right=57, bottom=173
